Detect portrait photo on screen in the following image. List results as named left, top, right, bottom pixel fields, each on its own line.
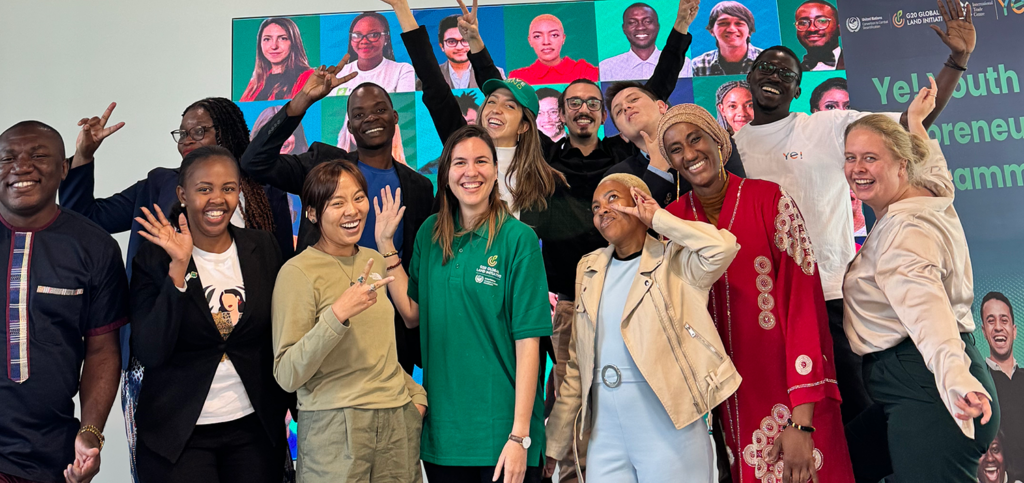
left=321, top=11, right=416, bottom=95
left=232, top=15, right=320, bottom=102
left=688, top=0, right=781, bottom=77
left=414, top=88, right=485, bottom=177
left=978, top=291, right=1024, bottom=483
left=788, top=69, right=846, bottom=114
left=503, top=2, right=600, bottom=85
left=602, top=77, right=695, bottom=137
left=321, top=93, right=418, bottom=169
left=240, top=101, right=322, bottom=155
left=413, top=6, right=508, bottom=90
left=596, top=0, right=695, bottom=82
left=777, top=0, right=843, bottom=71
left=535, top=86, right=566, bottom=143
left=692, top=74, right=753, bottom=135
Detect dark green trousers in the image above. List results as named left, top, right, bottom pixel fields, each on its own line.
left=846, top=333, right=1000, bottom=482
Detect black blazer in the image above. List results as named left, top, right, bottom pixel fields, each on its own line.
left=240, top=107, right=435, bottom=371
left=129, top=227, right=291, bottom=462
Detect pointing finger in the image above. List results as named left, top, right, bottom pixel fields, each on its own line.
left=360, top=258, right=375, bottom=284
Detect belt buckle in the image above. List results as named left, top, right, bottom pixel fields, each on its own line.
left=601, top=365, right=622, bottom=388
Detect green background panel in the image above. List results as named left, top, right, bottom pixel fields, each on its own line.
left=775, top=0, right=844, bottom=63
left=595, top=0, right=689, bottom=61
left=502, top=2, right=599, bottom=73
left=232, top=15, right=321, bottom=101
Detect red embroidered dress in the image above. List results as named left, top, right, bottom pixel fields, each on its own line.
left=667, top=174, right=854, bottom=483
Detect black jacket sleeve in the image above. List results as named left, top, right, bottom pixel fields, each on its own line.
left=401, top=26, right=468, bottom=146
left=59, top=162, right=143, bottom=234
left=644, top=30, right=693, bottom=102
left=241, top=107, right=341, bottom=195
left=468, top=44, right=504, bottom=87
left=129, top=243, right=188, bottom=370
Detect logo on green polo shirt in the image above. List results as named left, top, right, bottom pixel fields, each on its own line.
left=487, top=255, right=498, bottom=267
left=476, top=259, right=502, bottom=287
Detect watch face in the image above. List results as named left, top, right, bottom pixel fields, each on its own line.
left=522, top=436, right=532, bottom=449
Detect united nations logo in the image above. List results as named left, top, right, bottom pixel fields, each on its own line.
left=846, top=16, right=861, bottom=32
left=475, top=275, right=484, bottom=284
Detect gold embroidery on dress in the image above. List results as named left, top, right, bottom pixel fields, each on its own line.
left=773, top=190, right=817, bottom=276
left=754, top=256, right=776, bottom=330
left=742, top=403, right=824, bottom=482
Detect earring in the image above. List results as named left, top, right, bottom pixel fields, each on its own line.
left=180, top=202, right=186, bottom=208
left=718, top=146, right=726, bottom=181
left=676, top=174, right=680, bottom=201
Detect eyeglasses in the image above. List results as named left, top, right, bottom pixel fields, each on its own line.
left=443, top=38, right=470, bottom=48
left=795, top=17, right=832, bottom=31
left=350, top=31, right=386, bottom=42
left=565, top=97, right=603, bottom=111
left=171, top=125, right=214, bottom=144
left=753, top=61, right=799, bottom=82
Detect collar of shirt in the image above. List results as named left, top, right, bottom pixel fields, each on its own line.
left=625, top=48, right=661, bottom=69
left=803, top=46, right=842, bottom=68
left=524, top=57, right=576, bottom=77
left=986, top=356, right=1018, bottom=378
left=447, top=62, right=472, bottom=87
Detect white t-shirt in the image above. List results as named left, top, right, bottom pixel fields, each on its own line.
left=733, top=110, right=900, bottom=300
left=331, top=58, right=416, bottom=96
left=191, top=241, right=256, bottom=425
left=496, top=146, right=519, bottom=219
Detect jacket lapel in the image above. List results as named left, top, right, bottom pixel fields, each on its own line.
left=183, top=256, right=221, bottom=339
left=231, top=227, right=258, bottom=332
left=619, top=235, right=664, bottom=325
left=579, top=247, right=612, bottom=323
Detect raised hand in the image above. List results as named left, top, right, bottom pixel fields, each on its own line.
left=72, top=102, right=125, bottom=169
left=288, top=55, right=358, bottom=116
left=374, top=186, right=406, bottom=250
left=456, top=0, right=484, bottom=52
left=380, top=0, right=419, bottom=32
left=932, top=0, right=975, bottom=62
left=135, top=205, right=193, bottom=264
left=674, top=0, right=701, bottom=34
left=955, top=391, right=993, bottom=424
left=330, top=259, right=395, bottom=323
left=609, top=187, right=660, bottom=228
left=64, top=431, right=101, bottom=483
left=907, top=76, right=937, bottom=138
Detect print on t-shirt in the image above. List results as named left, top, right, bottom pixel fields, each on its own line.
left=205, top=285, right=246, bottom=341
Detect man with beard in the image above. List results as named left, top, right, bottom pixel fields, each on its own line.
left=600, top=3, right=694, bottom=81
left=417, top=14, right=505, bottom=90
left=983, top=292, right=1024, bottom=482
left=241, top=61, right=434, bottom=375
left=795, top=0, right=843, bottom=71
left=0, top=122, right=128, bottom=483
left=733, top=0, right=977, bottom=450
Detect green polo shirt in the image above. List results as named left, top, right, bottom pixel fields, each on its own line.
left=409, top=213, right=552, bottom=467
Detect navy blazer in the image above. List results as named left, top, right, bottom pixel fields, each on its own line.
left=129, top=227, right=292, bottom=463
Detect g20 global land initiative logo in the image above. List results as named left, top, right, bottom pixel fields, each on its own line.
left=893, top=10, right=905, bottom=27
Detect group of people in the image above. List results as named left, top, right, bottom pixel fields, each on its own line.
left=0, top=1, right=1004, bottom=483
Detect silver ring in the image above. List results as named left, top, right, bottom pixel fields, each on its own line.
left=601, top=365, right=622, bottom=388
left=366, top=284, right=375, bottom=293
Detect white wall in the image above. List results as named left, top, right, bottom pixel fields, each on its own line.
left=0, top=1, right=550, bottom=482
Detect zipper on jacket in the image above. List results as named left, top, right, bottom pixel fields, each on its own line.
left=651, top=284, right=706, bottom=415
left=685, top=323, right=724, bottom=362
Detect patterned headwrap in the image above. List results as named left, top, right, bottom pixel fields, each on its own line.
left=655, top=104, right=733, bottom=167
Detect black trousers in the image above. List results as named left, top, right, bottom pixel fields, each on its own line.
left=422, top=462, right=543, bottom=483
left=136, top=413, right=283, bottom=483
left=826, top=298, right=873, bottom=424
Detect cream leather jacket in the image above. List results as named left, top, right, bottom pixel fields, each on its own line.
left=546, top=210, right=742, bottom=460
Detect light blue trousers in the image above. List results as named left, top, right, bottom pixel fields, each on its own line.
left=586, top=366, right=715, bottom=483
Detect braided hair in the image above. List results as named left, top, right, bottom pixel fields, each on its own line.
left=182, top=97, right=275, bottom=234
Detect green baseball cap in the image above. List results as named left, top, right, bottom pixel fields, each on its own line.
left=482, top=78, right=540, bottom=117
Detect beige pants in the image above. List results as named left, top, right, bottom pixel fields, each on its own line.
left=297, top=402, right=422, bottom=483
left=552, top=299, right=587, bottom=483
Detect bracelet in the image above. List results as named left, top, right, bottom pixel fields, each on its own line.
left=386, top=260, right=402, bottom=272
left=785, top=418, right=815, bottom=433
left=78, top=425, right=105, bottom=450
left=380, top=250, right=399, bottom=259
left=945, top=55, right=967, bottom=71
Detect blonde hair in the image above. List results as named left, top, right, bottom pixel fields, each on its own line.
left=845, top=114, right=931, bottom=187
left=598, top=173, right=652, bottom=197
left=530, top=14, right=564, bottom=31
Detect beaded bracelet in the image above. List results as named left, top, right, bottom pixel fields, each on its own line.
left=78, top=425, right=105, bottom=450
left=386, top=260, right=402, bottom=272
left=785, top=418, right=816, bottom=433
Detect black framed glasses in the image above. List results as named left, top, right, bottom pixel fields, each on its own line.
left=351, top=31, right=385, bottom=42
left=753, top=61, right=799, bottom=82
left=795, top=17, right=832, bottom=31
left=171, top=125, right=214, bottom=144
left=565, top=97, right=603, bottom=111
left=443, top=38, right=470, bottom=48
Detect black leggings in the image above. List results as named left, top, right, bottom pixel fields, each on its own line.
left=423, top=461, right=543, bottom=483
left=136, top=413, right=283, bottom=483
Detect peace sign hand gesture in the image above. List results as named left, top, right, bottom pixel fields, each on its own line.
left=609, top=187, right=660, bottom=229
left=455, top=0, right=484, bottom=52
left=288, top=54, right=358, bottom=115
left=136, top=205, right=193, bottom=265
left=72, top=102, right=125, bottom=169
left=330, top=259, right=396, bottom=323
left=932, top=0, right=975, bottom=62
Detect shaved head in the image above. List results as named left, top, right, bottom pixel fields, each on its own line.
left=1, top=121, right=65, bottom=158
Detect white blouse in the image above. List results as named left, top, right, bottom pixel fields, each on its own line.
left=843, top=138, right=989, bottom=438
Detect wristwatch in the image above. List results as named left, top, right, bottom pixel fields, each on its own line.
left=508, top=433, right=532, bottom=449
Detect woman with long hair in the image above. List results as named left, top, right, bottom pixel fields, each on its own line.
left=330, top=11, right=416, bottom=95
left=241, top=18, right=315, bottom=102
left=272, top=160, right=426, bottom=482
left=384, top=0, right=565, bottom=218
left=376, top=125, right=551, bottom=483
left=130, top=146, right=290, bottom=482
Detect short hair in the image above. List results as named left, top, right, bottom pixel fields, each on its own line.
left=301, top=160, right=369, bottom=234
left=536, top=87, right=560, bottom=101
left=809, top=77, right=848, bottom=113
left=798, top=0, right=838, bottom=19
left=0, top=120, right=66, bottom=162
left=558, top=79, right=603, bottom=114
left=623, top=2, right=658, bottom=22
left=347, top=12, right=395, bottom=61
left=752, top=46, right=804, bottom=83
left=598, top=173, right=652, bottom=197
left=456, top=91, right=480, bottom=117
left=707, top=1, right=756, bottom=35
left=605, top=81, right=659, bottom=113
left=438, top=15, right=461, bottom=44
left=348, top=82, right=395, bottom=111
left=983, top=291, right=1015, bottom=325
left=530, top=14, right=564, bottom=31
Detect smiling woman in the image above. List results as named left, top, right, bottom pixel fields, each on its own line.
left=330, top=12, right=416, bottom=95
left=240, top=18, right=315, bottom=102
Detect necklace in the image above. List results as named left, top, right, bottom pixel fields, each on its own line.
left=315, top=242, right=360, bottom=285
